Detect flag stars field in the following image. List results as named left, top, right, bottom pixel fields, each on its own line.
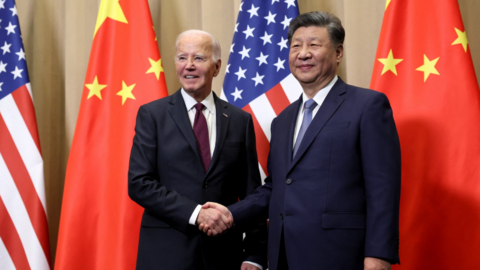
left=377, top=49, right=403, bottom=75
left=416, top=55, right=440, bottom=82
left=452, top=28, right=468, bottom=52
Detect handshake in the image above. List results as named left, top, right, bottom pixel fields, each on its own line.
left=196, top=202, right=233, bottom=236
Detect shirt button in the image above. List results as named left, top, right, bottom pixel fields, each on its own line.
left=203, top=183, right=208, bottom=189
left=286, top=178, right=293, bottom=185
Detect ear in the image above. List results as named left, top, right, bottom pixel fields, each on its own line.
left=336, top=44, right=344, bottom=64
left=213, top=59, right=222, bottom=77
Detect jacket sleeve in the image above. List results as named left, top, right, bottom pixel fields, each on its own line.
left=237, top=114, right=268, bottom=268
left=128, top=104, right=198, bottom=233
left=360, top=92, right=401, bottom=264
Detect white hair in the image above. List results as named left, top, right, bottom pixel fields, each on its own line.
left=175, top=29, right=221, bottom=63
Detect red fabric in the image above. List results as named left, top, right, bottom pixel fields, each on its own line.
left=370, top=1, right=480, bottom=269
left=55, top=0, right=168, bottom=269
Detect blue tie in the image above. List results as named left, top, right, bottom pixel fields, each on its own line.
left=293, top=99, right=317, bottom=158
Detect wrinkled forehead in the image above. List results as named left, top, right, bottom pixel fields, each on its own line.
left=176, top=34, right=213, bottom=56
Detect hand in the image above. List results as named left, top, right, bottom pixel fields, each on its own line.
left=241, top=262, right=260, bottom=270
left=196, top=202, right=233, bottom=236
left=364, top=257, right=391, bottom=270
left=198, top=202, right=233, bottom=236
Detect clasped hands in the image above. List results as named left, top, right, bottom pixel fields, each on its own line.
left=196, top=202, right=232, bottom=236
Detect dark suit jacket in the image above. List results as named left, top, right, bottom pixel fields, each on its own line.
left=229, top=78, right=401, bottom=270
left=128, top=90, right=267, bottom=270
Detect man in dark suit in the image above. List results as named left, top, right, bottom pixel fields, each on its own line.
left=128, top=30, right=267, bottom=270
left=202, top=12, right=401, bottom=270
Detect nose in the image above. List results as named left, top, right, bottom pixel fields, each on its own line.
left=186, top=57, right=195, bottom=70
left=297, top=46, right=311, bottom=61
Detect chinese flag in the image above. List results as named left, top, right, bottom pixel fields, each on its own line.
left=55, top=0, right=168, bottom=269
left=371, top=0, right=480, bottom=269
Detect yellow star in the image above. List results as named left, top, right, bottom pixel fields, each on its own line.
left=86, top=76, right=107, bottom=100
left=386, top=0, right=392, bottom=10
left=146, top=58, right=164, bottom=80
left=116, top=81, right=136, bottom=105
left=94, top=0, right=128, bottom=37
left=416, top=55, right=440, bottom=82
left=451, top=28, right=468, bottom=52
left=377, top=49, right=403, bottom=75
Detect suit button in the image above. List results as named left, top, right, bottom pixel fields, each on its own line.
left=280, top=213, right=283, bottom=220
left=203, top=183, right=208, bottom=189
left=286, top=178, right=293, bottom=185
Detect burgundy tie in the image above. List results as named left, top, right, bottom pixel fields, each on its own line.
left=193, top=103, right=211, bottom=172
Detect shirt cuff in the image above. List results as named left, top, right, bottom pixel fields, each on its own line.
left=189, top=205, right=202, bottom=225
left=243, top=261, right=263, bottom=270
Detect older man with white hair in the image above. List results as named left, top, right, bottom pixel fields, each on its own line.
left=128, top=29, right=267, bottom=270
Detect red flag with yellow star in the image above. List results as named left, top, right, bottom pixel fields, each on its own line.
left=371, top=0, right=480, bottom=268
left=55, top=0, right=167, bottom=269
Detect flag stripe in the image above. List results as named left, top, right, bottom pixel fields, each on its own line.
left=0, top=196, right=31, bottom=270
left=0, top=151, right=49, bottom=270
left=265, top=83, right=291, bottom=115
left=0, top=116, right=50, bottom=267
left=11, top=84, right=42, bottom=155
left=0, top=95, right=46, bottom=211
left=249, top=94, right=276, bottom=142
left=280, top=73, right=303, bottom=103
left=243, top=105, right=270, bottom=176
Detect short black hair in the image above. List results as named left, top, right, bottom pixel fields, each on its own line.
left=288, top=11, right=345, bottom=46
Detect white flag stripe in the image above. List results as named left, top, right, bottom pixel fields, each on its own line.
left=0, top=95, right=46, bottom=211
left=258, top=163, right=267, bottom=184
left=280, top=73, right=303, bottom=103
left=0, top=237, right=16, bottom=270
left=0, top=153, right=50, bottom=270
left=249, top=94, right=277, bottom=141
left=26, top=83, right=33, bottom=99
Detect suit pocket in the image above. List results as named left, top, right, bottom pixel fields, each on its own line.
left=224, top=141, right=243, bottom=148
left=323, top=121, right=350, bottom=131
left=322, top=213, right=365, bottom=229
left=141, top=213, right=171, bottom=228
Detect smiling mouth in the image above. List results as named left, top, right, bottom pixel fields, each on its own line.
left=185, top=76, right=199, bottom=79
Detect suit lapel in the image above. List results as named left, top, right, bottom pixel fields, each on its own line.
left=288, top=78, right=347, bottom=173
left=285, top=97, right=303, bottom=169
left=208, top=93, right=230, bottom=176
left=168, top=90, right=201, bottom=160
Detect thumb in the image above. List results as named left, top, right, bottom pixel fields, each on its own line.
left=202, top=202, right=213, bottom=209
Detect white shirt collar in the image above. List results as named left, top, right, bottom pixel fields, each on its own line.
left=181, top=88, right=215, bottom=115
left=301, top=75, right=338, bottom=108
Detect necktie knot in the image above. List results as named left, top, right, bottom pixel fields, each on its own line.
left=194, top=103, right=205, bottom=112
left=304, top=99, right=317, bottom=111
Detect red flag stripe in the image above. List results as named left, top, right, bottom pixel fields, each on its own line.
left=0, top=115, right=51, bottom=266
left=265, top=83, right=291, bottom=116
left=0, top=95, right=46, bottom=210
left=0, top=193, right=31, bottom=270
left=243, top=105, right=270, bottom=175
left=10, top=84, right=42, bottom=155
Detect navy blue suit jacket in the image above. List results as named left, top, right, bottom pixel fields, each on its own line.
left=229, top=78, right=401, bottom=270
left=128, top=90, right=267, bottom=270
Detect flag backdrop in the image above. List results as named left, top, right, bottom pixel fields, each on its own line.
left=221, top=0, right=301, bottom=180
left=55, top=0, right=168, bottom=269
left=371, top=0, right=480, bottom=269
left=0, top=0, right=51, bottom=269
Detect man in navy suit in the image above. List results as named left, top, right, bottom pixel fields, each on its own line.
left=202, top=12, right=401, bottom=270
left=128, top=30, right=266, bottom=270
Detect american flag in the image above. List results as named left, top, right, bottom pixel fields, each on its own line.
left=221, top=0, right=301, bottom=180
left=0, top=0, right=51, bottom=269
